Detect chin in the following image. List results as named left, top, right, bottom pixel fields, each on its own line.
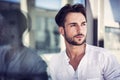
left=78, top=40, right=86, bottom=45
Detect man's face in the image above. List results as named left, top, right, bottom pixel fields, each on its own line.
left=0, top=25, right=17, bottom=45
left=59, top=12, right=87, bottom=46
left=0, top=15, right=19, bottom=45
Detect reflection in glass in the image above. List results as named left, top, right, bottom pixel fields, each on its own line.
left=35, top=17, right=60, bottom=53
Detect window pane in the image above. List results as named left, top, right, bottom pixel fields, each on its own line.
left=35, top=0, right=61, bottom=10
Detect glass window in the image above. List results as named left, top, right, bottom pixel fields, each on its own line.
left=105, top=27, right=120, bottom=53
left=32, top=0, right=86, bottom=54
left=35, top=0, right=61, bottom=10
left=1, top=0, right=20, bottom=3
left=34, top=16, right=60, bottom=53
left=74, top=0, right=85, bottom=6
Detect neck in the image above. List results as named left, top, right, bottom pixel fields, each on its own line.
left=66, top=43, right=86, bottom=59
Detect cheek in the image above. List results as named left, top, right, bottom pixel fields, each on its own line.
left=66, top=31, right=76, bottom=39
left=64, top=27, right=79, bottom=37
left=83, top=28, right=87, bottom=34
left=69, top=27, right=77, bottom=33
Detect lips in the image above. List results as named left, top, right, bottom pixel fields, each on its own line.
left=74, top=34, right=84, bottom=38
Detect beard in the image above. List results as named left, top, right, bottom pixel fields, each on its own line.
left=64, top=30, right=86, bottom=46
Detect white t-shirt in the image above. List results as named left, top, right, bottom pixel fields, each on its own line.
left=48, top=44, right=120, bottom=80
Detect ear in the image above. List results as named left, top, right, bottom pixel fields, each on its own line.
left=58, top=27, right=64, bottom=36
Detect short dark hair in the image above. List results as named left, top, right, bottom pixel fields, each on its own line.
left=0, top=9, right=27, bottom=38
left=55, top=3, right=86, bottom=27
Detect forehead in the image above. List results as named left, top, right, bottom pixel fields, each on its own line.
left=65, top=12, right=86, bottom=22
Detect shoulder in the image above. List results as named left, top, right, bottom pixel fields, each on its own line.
left=21, top=47, right=41, bottom=60
left=21, top=46, right=46, bottom=63
left=48, top=51, right=65, bottom=70
left=49, top=51, right=65, bottom=64
left=87, top=44, right=119, bottom=66
left=20, top=47, right=47, bottom=73
left=47, top=51, right=65, bottom=77
left=86, top=44, right=113, bottom=56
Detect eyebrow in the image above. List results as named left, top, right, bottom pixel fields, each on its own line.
left=68, top=21, right=87, bottom=25
left=81, top=21, right=87, bottom=24
left=68, top=23, right=77, bottom=25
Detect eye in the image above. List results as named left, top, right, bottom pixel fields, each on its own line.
left=81, top=22, right=87, bottom=27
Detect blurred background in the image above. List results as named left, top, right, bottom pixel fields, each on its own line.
left=0, top=0, right=120, bottom=64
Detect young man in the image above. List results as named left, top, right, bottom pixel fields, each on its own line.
left=48, top=4, right=120, bottom=80
left=0, top=9, right=48, bottom=80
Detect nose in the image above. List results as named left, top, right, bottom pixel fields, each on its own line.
left=76, top=24, right=82, bottom=32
